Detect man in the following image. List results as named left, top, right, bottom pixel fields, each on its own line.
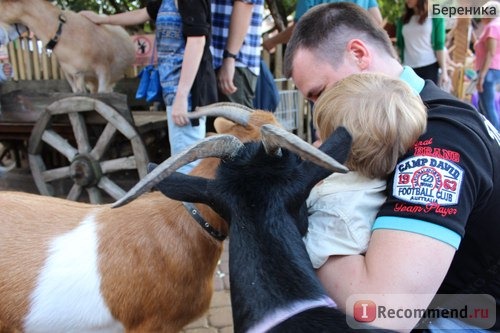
left=211, top=0, right=264, bottom=107
left=284, top=3, right=500, bottom=331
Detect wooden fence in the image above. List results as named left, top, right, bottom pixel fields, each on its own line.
left=4, top=34, right=289, bottom=82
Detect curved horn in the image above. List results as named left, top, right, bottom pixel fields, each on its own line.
left=260, top=124, right=349, bottom=173
left=112, top=134, right=244, bottom=208
left=187, top=102, right=253, bottom=126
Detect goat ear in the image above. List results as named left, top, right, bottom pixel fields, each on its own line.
left=153, top=171, right=212, bottom=205
left=299, top=126, right=353, bottom=193
left=318, top=126, right=352, bottom=164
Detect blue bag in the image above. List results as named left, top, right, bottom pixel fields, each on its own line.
left=135, top=65, right=152, bottom=100
left=145, top=66, right=162, bottom=102
left=253, top=59, right=280, bottom=112
left=135, top=39, right=162, bottom=103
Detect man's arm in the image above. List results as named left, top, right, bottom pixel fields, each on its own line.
left=262, top=24, right=295, bottom=52
left=317, top=227, right=456, bottom=331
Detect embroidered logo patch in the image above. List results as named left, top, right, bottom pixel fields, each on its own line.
left=394, top=156, right=463, bottom=206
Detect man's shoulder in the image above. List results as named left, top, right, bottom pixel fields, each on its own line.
left=420, top=81, right=479, bottom=119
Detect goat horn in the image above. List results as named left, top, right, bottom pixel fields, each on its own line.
left=260, top=124, right=349, bottom=173
left=187, top=102, right=253, bottom=126
left=112, top=134, right=244, bottom=208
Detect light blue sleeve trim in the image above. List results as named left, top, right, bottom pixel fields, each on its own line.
left=372, top=216, right=461, bottom=249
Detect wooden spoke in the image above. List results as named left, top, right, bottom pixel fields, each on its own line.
left=100, top=157, right=137, bottom=174
left=97, top=176, right=126, bottom=200
left=41, top=129, right=78, bottom=161
left=42, top=166, right=71, bottom=182
left=90, top=122, right=117, bottom=160
left=68, top=112, right=91, bottom=154
left=67, top=184, right=83, bottom=201
left=87, top=186, right=103, bottom=204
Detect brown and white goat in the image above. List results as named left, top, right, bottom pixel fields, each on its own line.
left=0, top=0, right=135, bottom=93
left=0, top=103, right=280, bottom=332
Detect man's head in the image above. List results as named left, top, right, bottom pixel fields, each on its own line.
left=284, top=2, right=400, bottom=102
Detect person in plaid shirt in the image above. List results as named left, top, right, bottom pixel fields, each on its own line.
left=210, top=0, right=264, bottom=109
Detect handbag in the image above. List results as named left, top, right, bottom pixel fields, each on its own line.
left=135, top=39, right=162, bottom=102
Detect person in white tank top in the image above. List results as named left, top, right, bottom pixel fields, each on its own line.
left=396, top=0, right=449, bottom=87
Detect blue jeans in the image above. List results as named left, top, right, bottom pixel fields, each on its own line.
left=165, top=95, right=206, bottom=174
left=478, top=69, right=500, bottom=130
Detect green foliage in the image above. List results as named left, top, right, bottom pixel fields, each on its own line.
left=281, top=0, right=297, bottom=16
left=378, top=0, right=405, bottom=24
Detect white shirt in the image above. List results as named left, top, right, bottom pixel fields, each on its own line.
left=304, top=171, right=386, bottom=269
left=402, top=16, right=437, bottom=68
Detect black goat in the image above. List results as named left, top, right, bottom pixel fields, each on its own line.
left=114, top=125, right=390, bottom=332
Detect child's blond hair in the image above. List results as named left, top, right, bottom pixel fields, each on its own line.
left=314, top=73, right=427, bottom=178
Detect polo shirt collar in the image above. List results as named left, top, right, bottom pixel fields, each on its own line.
left=399, top=66, right=425, bottom=95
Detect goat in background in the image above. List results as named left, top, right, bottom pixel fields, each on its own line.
left=117, top=124, right=392, bottom=332
left=0, top=103, right=279, bottom=332
left=0, top=0, right=135, bottom=93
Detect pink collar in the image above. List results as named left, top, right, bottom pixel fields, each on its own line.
left=247, top=296, right=337, bottom=333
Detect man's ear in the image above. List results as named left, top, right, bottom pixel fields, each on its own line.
left=346, top=39, right=370, bottom=71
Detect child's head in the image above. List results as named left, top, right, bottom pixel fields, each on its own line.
left=314, top=73, right=427, bottom=179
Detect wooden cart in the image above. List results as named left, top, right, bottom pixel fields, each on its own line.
left=0, top=84, right=168, bottom=204
left=0, top=33, right=171, bottom=203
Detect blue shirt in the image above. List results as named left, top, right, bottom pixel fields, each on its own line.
left=155, top=0, right=185, bottom=99
left=294, top=0, right=379, bottom=21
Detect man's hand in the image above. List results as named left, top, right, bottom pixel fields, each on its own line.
left=217, top=59, right=238, bottom=95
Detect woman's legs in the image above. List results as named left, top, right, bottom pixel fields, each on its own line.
left=413, top=62, right=440, bottom=84
left=478, top=69, right=500, bottom=130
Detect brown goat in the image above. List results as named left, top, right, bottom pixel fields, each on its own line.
left=0, top=0, right=135, bottom=93
left=0, top=105, right=280, bottom=332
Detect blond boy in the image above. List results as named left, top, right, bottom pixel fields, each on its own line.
left=304, top=73, right=427, bottom=268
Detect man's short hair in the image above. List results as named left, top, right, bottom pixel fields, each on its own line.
left=284, top=2, right=396, bottom=78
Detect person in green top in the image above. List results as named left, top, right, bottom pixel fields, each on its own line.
left=396, top=0, right=449, bottom=86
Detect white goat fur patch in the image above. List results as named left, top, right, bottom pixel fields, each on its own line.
left=24, top=213, right=124, bottom=333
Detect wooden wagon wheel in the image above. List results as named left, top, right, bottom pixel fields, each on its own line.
left=28, top=96, right=149, bottom=204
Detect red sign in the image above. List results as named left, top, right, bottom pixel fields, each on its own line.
left=131, top=34, right=156, bottom=66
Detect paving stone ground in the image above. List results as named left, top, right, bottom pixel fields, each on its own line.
left=0, top=168, right=234, bottom=333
